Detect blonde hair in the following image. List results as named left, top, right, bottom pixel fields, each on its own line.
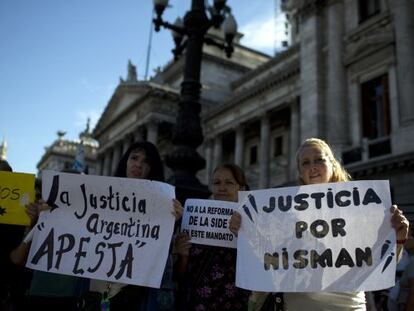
left=296, top=138, right=351, bottom=184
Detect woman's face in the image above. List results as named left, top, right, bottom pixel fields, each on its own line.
left=298, top=145, right=333, bottom=185
left=126, top=150, right=151, bottom=179
left=212, top=168, right=243, bottom=202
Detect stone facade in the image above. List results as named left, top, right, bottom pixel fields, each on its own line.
left=93, top=0, right=414, bottom=223
left=37, top=127, right=99, bottom=175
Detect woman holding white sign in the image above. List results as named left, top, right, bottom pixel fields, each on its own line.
left=176, top=164, right=251, bottom=310
left=230, top=138, right=410, bottom=311
left=88, top=141, right=183, bottom=311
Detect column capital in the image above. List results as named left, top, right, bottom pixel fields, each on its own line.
left=259, top=112, right=270, bottom=123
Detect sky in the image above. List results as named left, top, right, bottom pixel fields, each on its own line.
left=0, top=0, right=287, bottom=174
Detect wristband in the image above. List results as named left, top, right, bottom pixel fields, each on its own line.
left=396, top=239, right=407, bottom=244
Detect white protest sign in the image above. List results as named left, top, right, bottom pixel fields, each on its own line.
left=26, top=170, right=175, bottom=288
left=236, top=180, right=396, bottom=292
left=181, top=199, right=237, bottom=248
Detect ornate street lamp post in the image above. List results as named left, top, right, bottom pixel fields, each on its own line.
left=152, top=0, right=237, bottom=201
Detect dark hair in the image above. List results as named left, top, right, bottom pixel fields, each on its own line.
left=114, top=141, right=164, bottom=182
left=213, top=164, right=249, bottom=190
left=0, top=159, right=12, bottom=172
left=35, top=177, right=42, bottom=201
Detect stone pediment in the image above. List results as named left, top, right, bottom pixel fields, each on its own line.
left=94, top=83, right=150, bottom=136
left=93, top=82, right=180, bottom=138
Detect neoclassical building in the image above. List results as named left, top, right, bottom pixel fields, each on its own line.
left=37, top=122, right=99, bottom=175
left=93, top=31, right=271, bottom=178
left=93, top=0, right=414, bottom=222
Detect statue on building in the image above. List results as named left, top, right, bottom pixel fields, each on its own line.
left=79, top=118, right=92, bottom=141
left=0, top=137, right=7, bottom=160
left=126, top=59, right=138, bottom=82
left=57, top=131, right=66, bottom=140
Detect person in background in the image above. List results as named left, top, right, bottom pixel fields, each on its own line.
left=230, top=138, right=410, bottom=311
left=88, top=141, right=183, bottom=311
left=176, top=164, right=251, bottom=310
left=397, top=229, right=414, bottom=311
left=0, top=160, right=34, bottom=311
left=10, top=178, right=44, bottom=266
left=11, top=170, right=90, bottom=311
left=385, top=229, right=413, bottom=311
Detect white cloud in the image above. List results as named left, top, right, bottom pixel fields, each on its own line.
left=239, top=12, right=288, bottom=53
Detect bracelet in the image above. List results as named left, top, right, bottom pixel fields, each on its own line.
left=397, top=239, right=407, bottom=244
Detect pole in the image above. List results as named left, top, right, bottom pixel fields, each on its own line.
left=144, top=8, right=154, bottom=80
left=165, top=0, right=210, bottom=201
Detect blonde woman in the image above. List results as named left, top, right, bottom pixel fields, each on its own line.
left=230, top=138, right=410, bottom=310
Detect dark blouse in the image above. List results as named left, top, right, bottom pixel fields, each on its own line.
left=185, top=244, right=249, bottom=311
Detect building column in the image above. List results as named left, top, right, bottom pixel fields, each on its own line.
left=121, top=134, right=131, bottom=157
left=103, top=150, right=112, bottom=176
left=393, top=0, right=414, bottom=125
left=234, top=125, right=244, bottom=168
left=96, top=156, right=103, bottom=176
left=326, top=1, right=348, bottom=147
left=111, top=143, right=122, bottom=176
left=259, top=114, right=270, bottom=188
left=134, top=127, right=144, bottom=143
left=147, top=121, right=158, bottom=145
left=213, top=135, right=222, bottom=170
left=299, top=9, right=324, bottom=139
left=289, top=100, right=300, bottom=180
left=348, top=80, right=361, bottom=146
left=388, top=65, right=400, bottom=133
left=204, top=139, right=213, bottom=184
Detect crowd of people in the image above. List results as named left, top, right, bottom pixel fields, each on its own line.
left=0, top=137, right=412, bottom=311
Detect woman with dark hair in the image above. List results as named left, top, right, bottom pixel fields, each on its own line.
left=175, top=163, right=251, bottom=310
left=114, top=141, right=164, bottom=181
left=89, top=141, right=182, bottom=311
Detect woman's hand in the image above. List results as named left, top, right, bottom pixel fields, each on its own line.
left=172, top=199, right=183, bottom=220
left=229, top=211, right=242, bottom=236
left=174, top=233, right=191, bottom=278
left=174, top=233, right=191, bottom=257
left=391, top=205, right=410, bottom=262
left=26, top=199, right=50, bottom=228
left=390, top=205, right=409, bottom=241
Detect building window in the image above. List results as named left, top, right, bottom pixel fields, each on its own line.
left=249, top=145, right=257, bottom=165
left=359, top=0, right=380, bottom=23
left=361, top=74, right=390, bottom=140
left=273, top=136, right=283, bottom=157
